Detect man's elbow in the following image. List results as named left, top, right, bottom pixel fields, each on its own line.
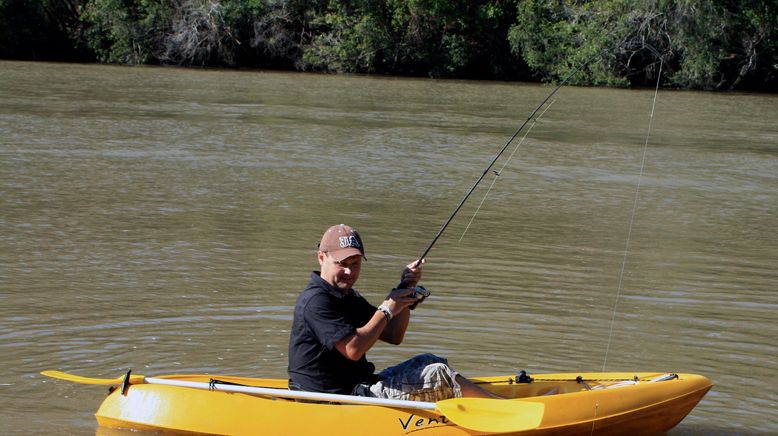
left=339, top=343, right=365, bottom=361
left=382, top=332, right=405, bottom=345
left=335, top=334, right=365, bottom=361
left=343, top=348, right=364, bottom=361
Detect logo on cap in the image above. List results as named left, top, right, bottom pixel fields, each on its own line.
left=339, top=235, right=361, bottom=249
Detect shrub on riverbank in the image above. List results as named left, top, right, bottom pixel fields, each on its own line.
left=1, top=0, right=775, bottom=91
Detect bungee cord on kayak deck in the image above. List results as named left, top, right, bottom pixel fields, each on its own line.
left=602, top=59, right=665, bottom=371
left=471, top=372, right=678, bottom=385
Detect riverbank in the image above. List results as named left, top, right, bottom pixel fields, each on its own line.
left=1, top=1, right=776, bottom=91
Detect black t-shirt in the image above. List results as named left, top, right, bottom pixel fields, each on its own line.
left=287, top=272, right=378, bottom=394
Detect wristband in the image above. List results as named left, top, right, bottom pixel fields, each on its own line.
left=377, top=305, right=393, bottom=322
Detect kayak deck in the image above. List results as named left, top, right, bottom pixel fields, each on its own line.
left=94, top=372, right=712, bottom=435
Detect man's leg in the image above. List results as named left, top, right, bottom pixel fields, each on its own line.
left=456, top=375, right=504, bottom=399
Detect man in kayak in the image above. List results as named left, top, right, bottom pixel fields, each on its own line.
left=288, top=224, right=501, bottom=401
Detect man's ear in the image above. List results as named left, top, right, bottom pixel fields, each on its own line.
left=317, top=251, right=326, bottom=266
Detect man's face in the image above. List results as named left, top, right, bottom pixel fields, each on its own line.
left=318, top=252, right=362, bottom=292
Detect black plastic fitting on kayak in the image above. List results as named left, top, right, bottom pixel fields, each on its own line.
left=120, top=369, right=132, bottom=396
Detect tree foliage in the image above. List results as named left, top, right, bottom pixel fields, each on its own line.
left=297, top=0, right=523, bottom=78
left=508, top=0, right=778, bottom=90
left=79, top=0, right=174, bottom=63
left=0, top=0, right=775, bottom=90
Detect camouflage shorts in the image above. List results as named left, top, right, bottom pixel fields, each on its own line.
left=352, top=353, right=462, bottom=401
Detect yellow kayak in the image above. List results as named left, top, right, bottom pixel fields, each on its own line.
left=43, top=370, right=711, bottom=435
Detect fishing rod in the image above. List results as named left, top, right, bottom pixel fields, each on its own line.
left=401, top=51, right=603, bottom=295
left=420, top=55, right=609, bottom=262
left=457, top=99, right=557, bottom=243
left=400, top=22, right=647, bottom=297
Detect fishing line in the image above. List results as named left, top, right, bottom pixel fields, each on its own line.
left=407, top=56, right=600, bottom=273
left=405, top=25, right=646, bottom=271
left=602, top=59, right=664, bottom=371
left=457, top=100, right=557, bottom=243
left=401, top=29, right=641, bottom=294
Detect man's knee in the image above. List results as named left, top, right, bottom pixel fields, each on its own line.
left=411, top=353, right=448, bottom=366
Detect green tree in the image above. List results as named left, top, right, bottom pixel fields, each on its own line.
left=508, top=0, right=778, bottom=90
left=722, top=0, right=778, bottom=89
left=300, top=1, right=384, bottom=73
left=300, top=0, right=522, bottom=78
left=509, top=0, right=654, bottom=87
left=80, top=0, right=173, bottom=64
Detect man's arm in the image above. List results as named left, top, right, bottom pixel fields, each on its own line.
left=335, top=287, right=417, bottom=360
left=380, top=259, right=424, bottom=344
left=335, top=310, right=391, bottom=361
left=379, top=306, right=410, bottom=344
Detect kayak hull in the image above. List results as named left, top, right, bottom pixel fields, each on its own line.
left=95, top=372, right=711, bottom=435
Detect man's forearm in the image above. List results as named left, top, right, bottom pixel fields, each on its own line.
left=380, top=308, right=409, bottom=344
left=335, top=311, right=389, bottom=361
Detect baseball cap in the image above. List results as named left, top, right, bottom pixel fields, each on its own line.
left=318, top=224, right=366, bottom=261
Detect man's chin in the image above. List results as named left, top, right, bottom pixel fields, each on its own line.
left=336, top=281, right=353, bottom=291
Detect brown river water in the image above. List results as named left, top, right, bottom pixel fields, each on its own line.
left=1, top=61, right=776, bottom=434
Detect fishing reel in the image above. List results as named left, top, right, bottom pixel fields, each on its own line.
left=409, top=285, right=430, bottom=310
left=412, top=285, right=431, bottom=300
